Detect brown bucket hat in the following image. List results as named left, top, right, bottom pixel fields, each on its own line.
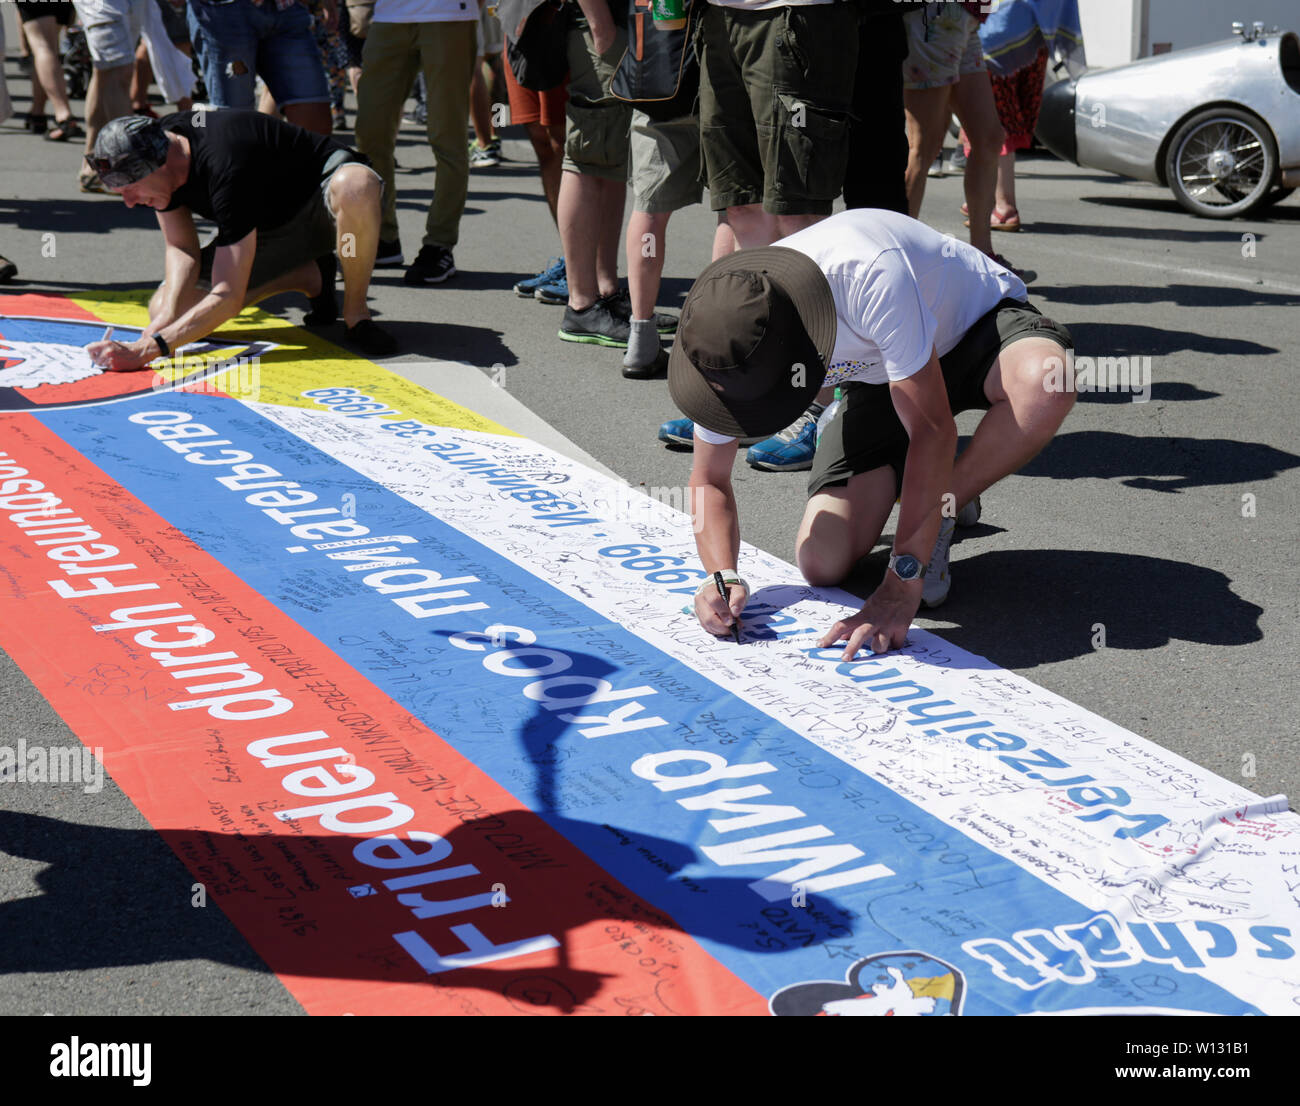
left=668, top=246, right=837, bottom=440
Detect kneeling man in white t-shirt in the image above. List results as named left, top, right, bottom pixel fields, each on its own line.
left=668, top=208, right=1076, bottom=658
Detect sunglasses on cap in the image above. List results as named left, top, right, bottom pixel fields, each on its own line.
left=83, top=152, right=160, bottom=191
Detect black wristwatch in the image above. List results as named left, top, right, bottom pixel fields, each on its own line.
left=153, top=333, right=171, bottom=358
left=887, top=552, right=927, bottom=582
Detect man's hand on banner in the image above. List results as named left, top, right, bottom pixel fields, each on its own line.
left=819, top=580, right=919, bottom=661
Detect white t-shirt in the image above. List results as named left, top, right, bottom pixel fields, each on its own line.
left=375, top=0, right=480, bottom=23
left=694, top=209, right=1026, bottom=446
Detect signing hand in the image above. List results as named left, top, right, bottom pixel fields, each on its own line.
left=694, top=578, right=747, bottom=639
left=818, top=580, right=920, bottom=661
left=86, top=339, right=153, bottom=373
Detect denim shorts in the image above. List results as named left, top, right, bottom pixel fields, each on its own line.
left=187, top=0, right=330, bottom=108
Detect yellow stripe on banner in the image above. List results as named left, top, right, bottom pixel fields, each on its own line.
left=67, top=292, right=519, bottom=437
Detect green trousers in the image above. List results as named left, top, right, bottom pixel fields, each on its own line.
left=355, top=19, right=478, bottom=249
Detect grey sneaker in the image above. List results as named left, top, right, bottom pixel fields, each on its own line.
left=921, top=515, right=957, bottom=609
left=956, top=495, right=982, bottom=528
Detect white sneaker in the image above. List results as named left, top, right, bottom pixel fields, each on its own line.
left=956, top=495, right=982, bottom=528
left=922, top=515, right=957, bottom=609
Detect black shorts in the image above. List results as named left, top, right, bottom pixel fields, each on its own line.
left=17, top=2, right=76, bottom=24
left=807, top=298, right=1074, bottom=498
left=198, top=149, right=378, bottom=291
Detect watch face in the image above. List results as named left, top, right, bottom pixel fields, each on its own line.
left=893, top=554, right=921, bottom=581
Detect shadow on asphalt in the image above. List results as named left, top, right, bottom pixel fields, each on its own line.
left=1078, top=194, right=1300, bottom=222
left=1074, top=381, right=1221, bottom=404
left=925, top=548, right=1264, bottom=668
left=1066, top=320, right=1277, bottom=356
left=1019, top=428, right=1300, bottom=492
left=1023, top=219, right=1258, bottom=243
left=0, top=198, right=159, bottom=235
left=1033, top=283, right=1300, bottom=308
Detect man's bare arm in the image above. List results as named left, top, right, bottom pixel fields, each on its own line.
left=146, top=206, right=203, bottom=337
left=688, top=435, right=747, bottom=635
left=819, top=350, right=957, bottom=659
left=87, top=229, right=256, bottom=371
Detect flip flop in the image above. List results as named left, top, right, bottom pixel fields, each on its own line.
left=963, top=208, right=1022, bottom=232
left=78, top=171, right=108, bottom=194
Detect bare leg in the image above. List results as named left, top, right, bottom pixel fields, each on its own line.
left=626, top=209, right=669, bottom=320
left=948, top=337, right=1076, bottom=510
left=712, top=213, right=737, bottom=260
left=83, top=62, right=135, bottom=160
left=469, top=56, right=492, bottom=146
left=131, top=40, right=153, bottom=111
left=951, top=69, right=1003, bottom=257
left=559, top=170, right=624, bottom=309
left=726, top=203, right=781, bottom=249
left=595, top=175, right=625, bottom=298
left=328, top=164, right=383, bottom=327
left=283, top=100, right=333, bottom=136
left=903, top=85, right=953, bottom=220
left=525, top=120, right=564, bottom=223
left=26, top=17, right=72, bottom=122
left=775, top=212, right=826, bottom=239
left=995, top=149, right=1018, bottom=217
left=796, top=466, right=899, bottom=586
left=244, top=260, right=321, bottom=306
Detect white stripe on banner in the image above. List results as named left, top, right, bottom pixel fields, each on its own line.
left=247, top=397, right=1300, bottom=1014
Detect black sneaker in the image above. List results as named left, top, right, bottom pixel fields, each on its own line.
left=303, top=253, right=338, bottom=327
left=559, top=299, right=630, bottom=347
left=343, top=318, right=399, bottom=357
left=375, top=239, right=404, bottom=267
left=602, top=288, right=678, bottom=334
left=404, top=245, right=456, bottom=285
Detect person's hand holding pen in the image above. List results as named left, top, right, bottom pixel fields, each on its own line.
left=694, top=570, right=747, bottom=642
left=86, top=326, right=155, bottom=373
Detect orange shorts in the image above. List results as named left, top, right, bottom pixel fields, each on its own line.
left=504, top=60, right=568, bottom=128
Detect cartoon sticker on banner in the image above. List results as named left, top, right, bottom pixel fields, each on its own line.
left=770, top=951, right=966, bottom=1016
left=0, top=314, right=274, bottom=411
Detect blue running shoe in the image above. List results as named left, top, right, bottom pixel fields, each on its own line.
left=514, top=256, right=564, bottom=298
left=535, top=274, right=569, bottom=304
left=658, top=417, right=695, bottom=446
left=745, top=409, right=819, bottom=471
left=657, top=417, right=767, bottom=448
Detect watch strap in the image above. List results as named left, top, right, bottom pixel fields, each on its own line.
left=153, top=333, right=171, bottom=358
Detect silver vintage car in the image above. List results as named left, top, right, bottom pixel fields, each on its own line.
left=1036, top=21, right=1300, bottom=218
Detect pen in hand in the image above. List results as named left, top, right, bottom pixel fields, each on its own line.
left=714, top=571, right=743, bottom=644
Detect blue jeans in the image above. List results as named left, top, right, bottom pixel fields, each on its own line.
left=187, top=0, right=329, bottom=108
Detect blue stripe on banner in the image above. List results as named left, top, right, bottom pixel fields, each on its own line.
left=38, top=393, right=1265, bottom=1015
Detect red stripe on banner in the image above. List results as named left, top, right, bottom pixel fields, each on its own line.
left=0, top=416, right=768, bottom=1015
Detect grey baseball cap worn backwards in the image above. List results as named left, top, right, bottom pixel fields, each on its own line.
left=86, top=115, right=171, bottom=189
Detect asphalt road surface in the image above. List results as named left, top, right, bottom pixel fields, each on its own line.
left=1, top=29, right=1298, bottom=1015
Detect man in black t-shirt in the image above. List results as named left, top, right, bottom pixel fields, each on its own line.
left=84, top=111, right=397, bottom=367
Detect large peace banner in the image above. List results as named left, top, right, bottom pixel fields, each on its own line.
left=2, top=292, right=1297, bottom=1016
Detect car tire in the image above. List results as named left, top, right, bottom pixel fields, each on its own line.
left=1165, top=107, right=1279, bottom=219
left=1258, top=185, right=1297, bottom=210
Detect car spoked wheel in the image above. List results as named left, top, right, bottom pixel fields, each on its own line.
left=1165, top=107, right=1279, bottom=218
